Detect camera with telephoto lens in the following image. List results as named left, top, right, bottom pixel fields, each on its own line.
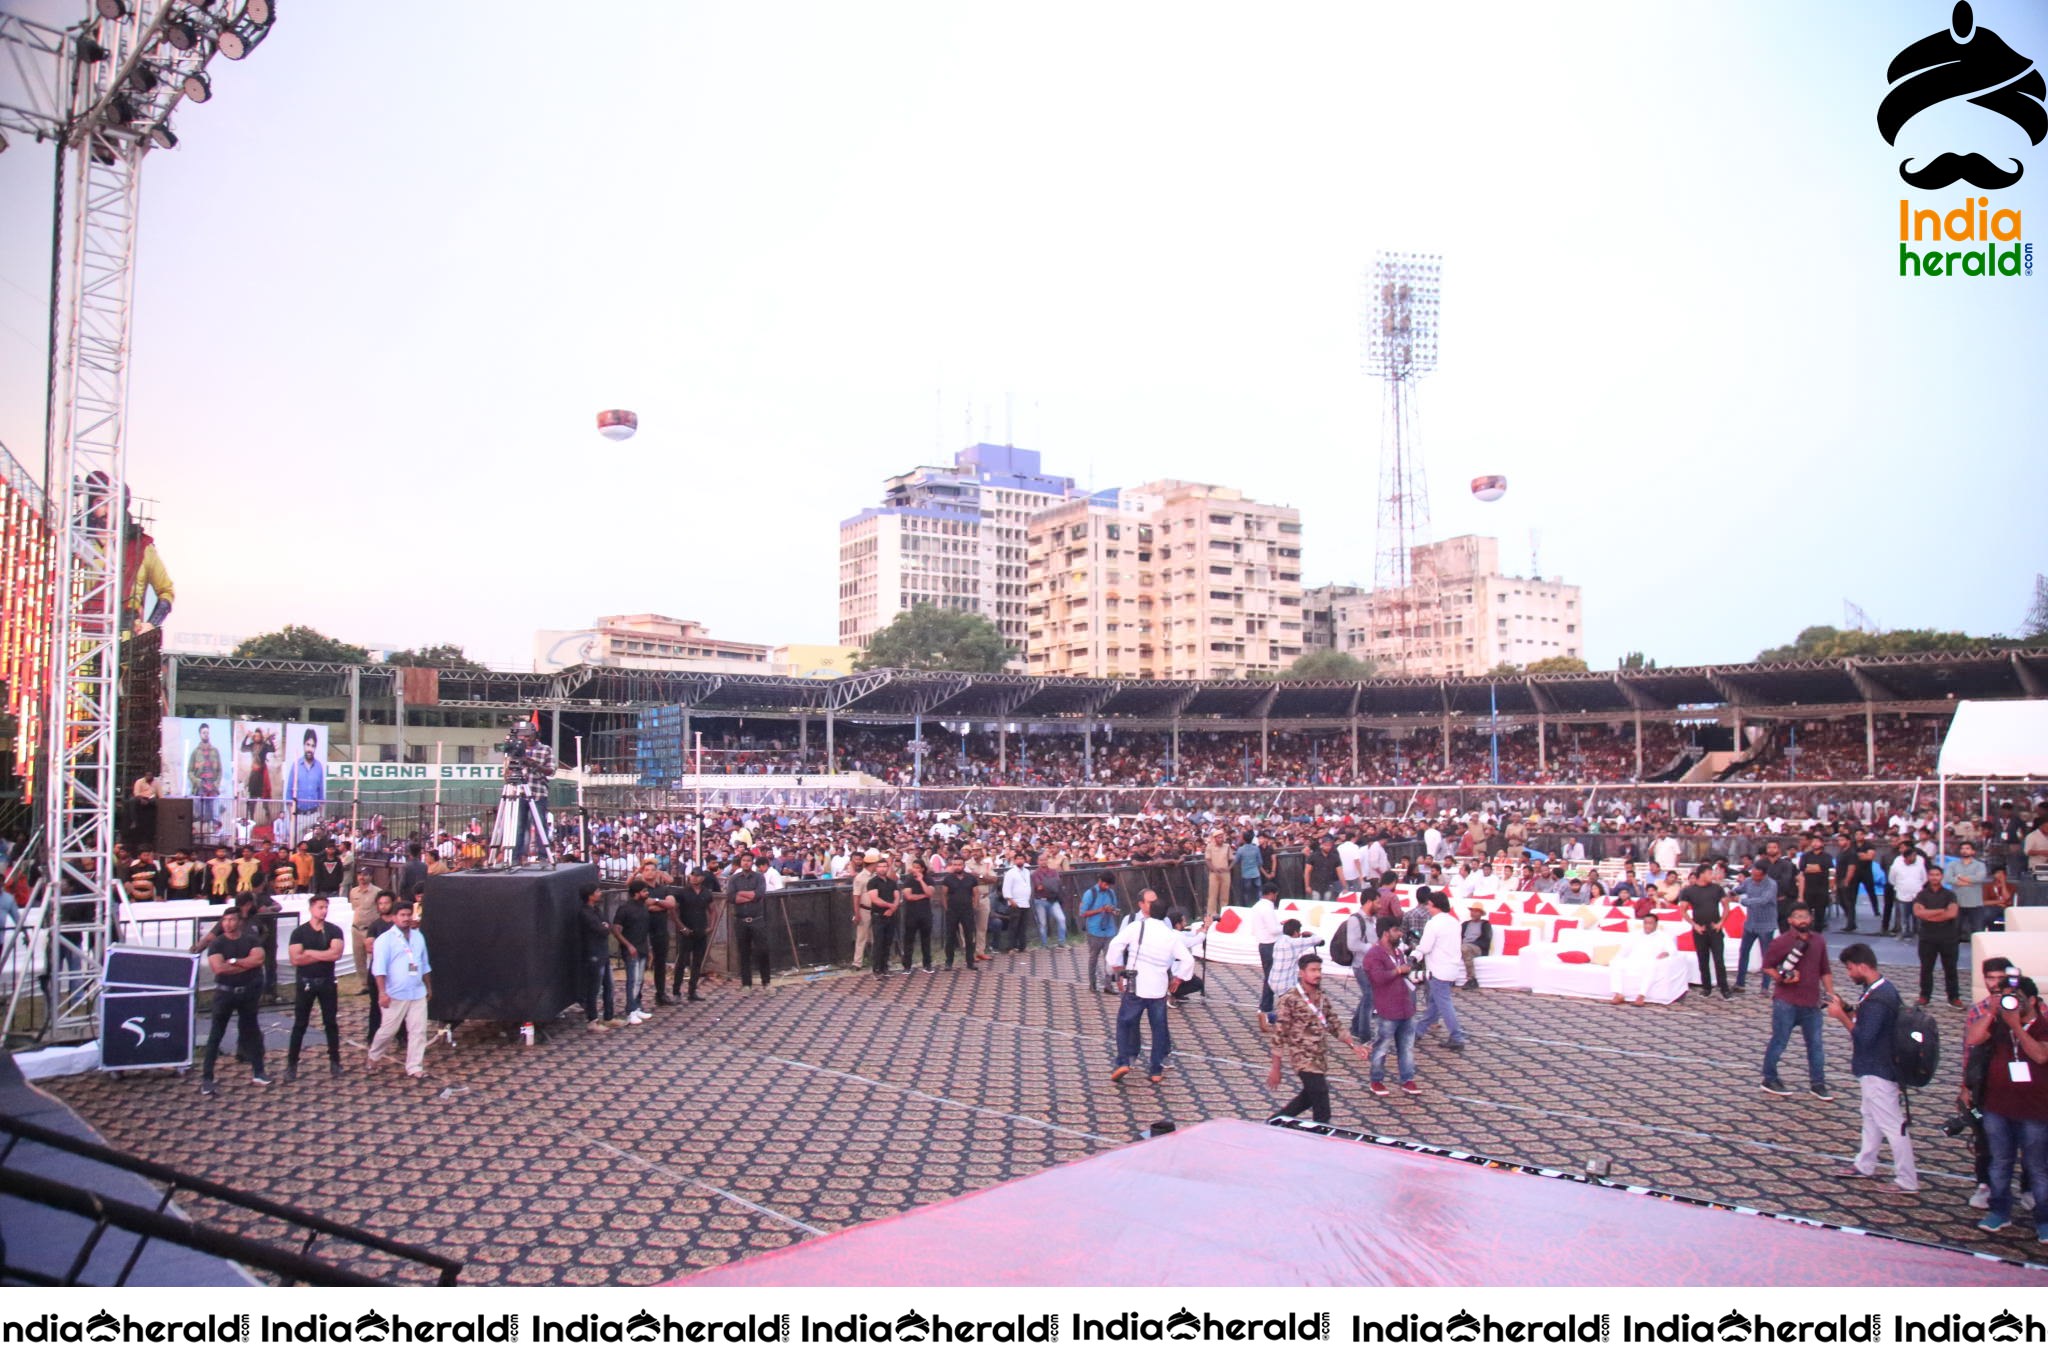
left=1942, top=1108, right=1983, bottom=1138
left=2001, top=992, right=2022, bottom=1013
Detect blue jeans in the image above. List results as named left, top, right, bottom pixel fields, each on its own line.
left=1983, top=1112, right=2048, bottom=1228
left=1033, top=898, right=1067, bottom=945
left=1350, top=968, right=1375, bottom=1043
left=621, top=953, right=645, bottom=1015
left=1370, top=1015, right=1417, bottom=1084
left=1763, top=1000, right=1825, bottom=1088
left=1415, top=977, right=1466, bottom=1044
left=1115, top=993, right=1171, bottom=1076
left=1734, top=928, right=1771, bottom=988
left=582, top=950, right=613, bottom=1022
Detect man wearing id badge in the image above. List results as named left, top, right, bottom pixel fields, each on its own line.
left=1966, top=976, right=2048, bottom=1239
left=367, top=901, right=434, bottom=1078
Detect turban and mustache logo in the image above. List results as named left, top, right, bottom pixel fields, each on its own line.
left=1879, top=2, right=2045, bottom=188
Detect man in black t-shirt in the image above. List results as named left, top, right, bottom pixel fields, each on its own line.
left=285, top=894, right=346, bottom=1080
left=1797, top=837, right=1834, bottom=924
left=576, top=884, right=616, bottom=1027
left=865, top=861, right=901, bottom=978
left=938, top=867, right=980, bottom=970
left=614, top=881, right=653, bottom=1022
left=1835, top=835, right=1875, bottom=933
left=200, top=907, right=270, bottom=1096
left=1911, top=866, right=1964, bottom=1007
left=671, top=870, right=715, bottom=1002
left=1678, top=868, right=1729, bottom=999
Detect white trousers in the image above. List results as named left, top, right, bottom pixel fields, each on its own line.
left=1855, top=1074, right=1919, bottom=1190
left=368, top=995, right=430, bottom=1075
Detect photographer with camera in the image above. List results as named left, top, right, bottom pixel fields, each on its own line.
left=1105, top=895, right=1195, bottom=1086
left=1959, top=958, right=2036, bottom=1209
left=1760, top=905, right=1834, bottom=1099
left=1964, top=974, right=2048, bottom=1238
left=1362, top=916, right=1419, bottom=1096
left=1823, top=943, right=1918, bottom=1192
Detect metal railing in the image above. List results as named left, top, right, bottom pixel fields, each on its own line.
left=0, top=1112, right=462, bottom=1286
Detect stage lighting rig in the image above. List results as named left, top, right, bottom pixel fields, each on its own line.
left=0, top=0, right=280, bottom=1045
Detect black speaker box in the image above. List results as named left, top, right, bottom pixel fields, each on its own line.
left=420, top=862, right=598, bottom=1023
left=154, top=797, right=194, bottom=852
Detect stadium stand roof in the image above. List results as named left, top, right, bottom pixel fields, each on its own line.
left=166, top=649, right=2048, bottom=725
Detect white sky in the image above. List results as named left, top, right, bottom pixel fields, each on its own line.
left=1, top=0, right=2042, bottom=669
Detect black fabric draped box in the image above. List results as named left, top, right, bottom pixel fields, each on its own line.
left=421, top=863, right=599, bottom=1023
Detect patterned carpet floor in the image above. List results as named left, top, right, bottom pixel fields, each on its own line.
left=40, top=945, right=2044, bottom=1285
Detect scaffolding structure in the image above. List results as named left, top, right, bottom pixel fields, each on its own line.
left=1362, top=251, right=1442, bottom=678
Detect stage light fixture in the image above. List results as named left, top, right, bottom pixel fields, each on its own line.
left=217, top=3, right=274, bottom=60
left=181, top=70, right=210, bottom=102
left=96, top=0, right=128, bottom=18
left=163, top=13, right=201, bottom=50
left=89, top=136, right=116, bottom=166
left=76, top=35, right=111, bottom=63
left=148, top=122, right=177, bottom=150
left=128, top=63, right=161, bottom=92
left=107, top=94, right=139, bottom=125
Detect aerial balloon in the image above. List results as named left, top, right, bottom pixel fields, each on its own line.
left=596, top=409, right=639, bottom=441
left=1470, top=474, right=1507, bottom=503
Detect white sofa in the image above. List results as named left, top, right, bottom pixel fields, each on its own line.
left=1521, top=926, right=1691, bottom=1004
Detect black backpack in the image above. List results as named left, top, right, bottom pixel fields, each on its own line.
left=1892, top=999, right=1941, bottom=1088
left=1327, top=915, right=1357, bottom=968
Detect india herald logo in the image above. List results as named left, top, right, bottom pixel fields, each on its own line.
left=1880, top=2, right=2046, bottom=188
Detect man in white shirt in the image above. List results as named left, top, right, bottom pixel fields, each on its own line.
left=1562, top=836, right=1587, bottom=863
left=1652, top=832, right=1682, bottom=874
left=1000, top=853, right=1035, bottom=955
left=1104, top=901, right=1196, bottom=1084
left=1466, top=865, right=1501, bottom=897
left=1412, top=891, right=1470, bottom=1050
left=1422, top=823, right=1444, bottom=861
left=1361, top=836, right=1392, bottom=885
left=1247, top=887, right=1283, bottom=1021
left=1336, top=836, right=1365, bottom=894
left=760, top=858, right=786, bottom=892
left=1886, top=845, right=1926, bottom=938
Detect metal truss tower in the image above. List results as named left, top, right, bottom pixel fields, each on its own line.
left=1362, top=252, right=1441, bottom=678
left=1, top=1, right=270, bottom=1043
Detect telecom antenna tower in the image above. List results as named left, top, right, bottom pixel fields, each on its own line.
left=1362, top=252, right=1441, bottom=677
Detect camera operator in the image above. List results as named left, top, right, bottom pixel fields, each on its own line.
left=1362, top=916, right=1419, bottom=1096
left=1959, top=958, right=2035, bottom=1210
left=198, top=905, right=271, bottom=1096
left=284, top=894, right=345, bottom=1082
left=1104, top=895, right=1195, bottom=1085
left=1965, top=975, right=2048, bottom=1237
left=1760, top=906, right=1834, bottom=1099
left=1823, top=943, right=1918, bottom=1191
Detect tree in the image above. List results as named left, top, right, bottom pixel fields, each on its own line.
left=1486, top=662, right=1522, bottom=677
left=2024, top=574, right=2048, bottom=643
left=1756, top=624, right=2012, bottom=664
left=856, top=602, right=1013, bottom=673
left=385, top=643, right=479, bottom=668
left=1616, top=651, right=1656, bottom=670
left=232, top=625, right=371, bottom=664
left=1524, top=654, right=1590, bottom=674
left=1284, top=650, right=1375, bottom=680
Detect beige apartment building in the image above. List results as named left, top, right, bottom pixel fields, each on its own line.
left=1305, top=535, right=1582, bottom=677
left=1026, top=481, right=1305, bottom=680
left=532, top=614, right=774, bottom=673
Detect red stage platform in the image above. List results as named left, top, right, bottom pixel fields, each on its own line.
left=681, top=1118, right=2041, bottom=1287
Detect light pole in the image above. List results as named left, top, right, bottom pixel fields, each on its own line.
left=1489, top=680, right=1500, bottom=785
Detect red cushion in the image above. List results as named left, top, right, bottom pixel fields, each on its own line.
left=1655, top=910, right=1683, bottom=922
left=1723, top=906, right=1747, bottom=940
left=1469, top=893, right=1495, bottom=901
left=1534, top=905, right=1559, bottom=916
left=1556, top=950, right=1592, bottom=964
left=1488, top=910, right=1513, bottom=925
left=1500, top=928, right=1531, bottom=956
left=1523, top=894, right=1547, bottom=915
left=1599, top=919, right=1630, bottom=933
left=1337, top=892, right=1360, bottom=904
left=1216, top=909, right=1242, bottom=934
left=1675, top=931, right=1695, bottom=952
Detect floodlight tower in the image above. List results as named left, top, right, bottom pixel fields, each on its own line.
left=1361, top=252, right=1441, bottom=678
left=0, top=0, right=274, bottom=1043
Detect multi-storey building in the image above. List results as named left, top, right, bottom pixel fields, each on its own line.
left=532, top=614, right=774, bottom=674
left=837, top=444, right=1078, bottom=662
left=1026, top=480, right=1304, bottom=680
left=1305, top=535, right=1583, bottom=677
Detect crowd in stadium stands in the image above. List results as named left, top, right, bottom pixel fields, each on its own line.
left=661, top=722, right=1698, bottom=789
left=1728, top=717, right=1949, bottom=783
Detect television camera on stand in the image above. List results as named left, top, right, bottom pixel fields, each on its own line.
left=486, top=719, right=556, bottom=869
